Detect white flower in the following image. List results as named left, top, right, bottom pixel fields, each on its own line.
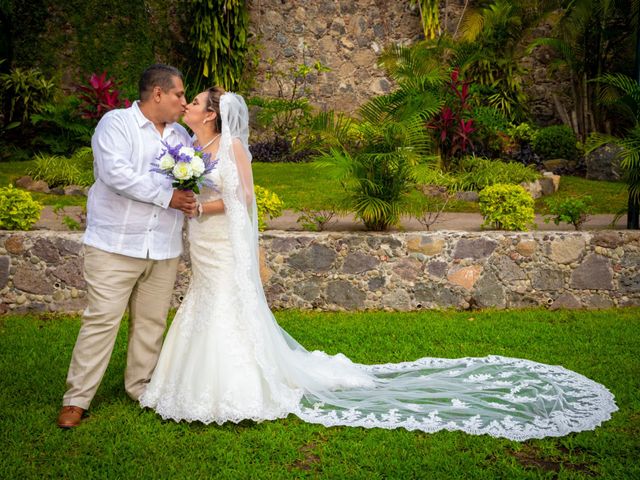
left=178, top=146, right=196, bottom=159
left=191, top=156, right=205, bottom=176
left=158, top=153, right=175, bottom=171
left=172, top=162, right=193, bottom=180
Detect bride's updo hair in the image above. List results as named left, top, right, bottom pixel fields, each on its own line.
left=205, top=86, right=225, bottom=133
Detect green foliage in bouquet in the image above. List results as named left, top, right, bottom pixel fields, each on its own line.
left=255, top=185, right=284, bottom=232
left=479, top=183, right=535, bottom=231
left=544, top=196, right=593, bottom=230
left=0, top=185, right=43, bottom=230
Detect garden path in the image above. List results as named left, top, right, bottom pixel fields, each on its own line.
left=34, top=206, right=623, bottom=232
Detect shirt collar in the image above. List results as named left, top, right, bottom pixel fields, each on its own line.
left=132, top=101, right=177, bottom=137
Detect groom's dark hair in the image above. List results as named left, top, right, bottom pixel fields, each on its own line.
left=139, top=64, right=183, bottom=101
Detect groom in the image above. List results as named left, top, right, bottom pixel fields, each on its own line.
left=57, top=64, right=196, bottom=428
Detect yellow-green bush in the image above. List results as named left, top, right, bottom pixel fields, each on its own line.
left=0, top=185, right=43, bottom=230
left=479, top=183, right=535, bottom=231
left=255, top=185, right=284, bottom=231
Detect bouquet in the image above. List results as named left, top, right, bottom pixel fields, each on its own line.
left=151, top=141, right=218, bottom=194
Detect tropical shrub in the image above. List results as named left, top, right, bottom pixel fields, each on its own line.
left=0, top=67, right=55, bottom=124
left=250, top=137, right=314, bottom=163
left=452, top=157, right=540, bottom=191
left=479, top=183, right=535, bottom=231
left=296, top=207, right=338, bottom=232
left=77, top=72, right=131, bottom=121
left=0, top=185, right=43, bottom=230
left=31, top=95, right=93, bottom=155
left=29, top=147, right=94, bottom=188
left=544, top=196, right=592, bottom=230
left=532, top=125, right=579, bottom=160
left=254, top=185, right=284, bottom=231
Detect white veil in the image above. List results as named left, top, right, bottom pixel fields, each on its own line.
left=214, top=93, right=617, bottom=440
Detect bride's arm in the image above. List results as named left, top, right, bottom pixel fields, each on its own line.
left=197, top=139, right=253, bottom=216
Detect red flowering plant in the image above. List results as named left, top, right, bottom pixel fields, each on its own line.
left=76, top=71, right=131, bottom=121
left=428, top=69, right=476, bottom=171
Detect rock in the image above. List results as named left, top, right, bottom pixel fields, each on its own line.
left=507, top=292, right=540, bottom=308
left=414, top=283, right=465, bottom=308
left=0, top=256, right=9, bottom=289
left=15, top=176, right=33, bottom=188
left=381, top=289, right=412, bottom=310
left=31, top=238, right=61, bottom=264
left=516, top=240, right=537, bottom=257
left=270, top=238, right=299, bottom=253
left=447, top=265, right=482, bottom=290
left=591, top=232, right=623, bottom=249
left=542, top=159, right=576, bottom=173
left=294, top=279, right=322, bottom=302
left=426, top=260, right=448, bottom=278
left=63, top=185, right=86, bottom=196
left=453, top=238, right=498, bottom=260
left=259, top=248, right=272, bottom=283
left=570, top=254, right=613, bottom=290
left=473, top=272, right=506, bottom=308
left=289, top=244, right=336, bottom=272
left=539, top=176, right=559, bottom=196
left=455, top=191, right=480, bottom=202
left=582, top=293, right=614, bottom=309
left=48, top=297, right=87, bottom=313
left=26, top=180, right=50, bottom=193
left=51, top=258, right=86, bottom=289
left=620, top=273, right=640, bottom=293
left=550, top=292, right=581, bottom=310
left=493, top=256, right=526, bottom=282
left=4, top=235, right=25, bottom=254
left=531, top=268, right=565, bottom=290
left=368, top=276, right=385, bottom=290
left=54, top=237, right=82, bottom=255
left=13, top=266, right=54, bottom=294
left=585, top=144, right=622, bottom=181
left=341, top=252, right=379, bottom=274
left=369, top=77, right=391, bottom=94
left=326, top=280, right=366, bottom=309
left=521, top=180, right=542, bottom=199
left=406, top=235, right=445, bottom=256
left=548, top=236, right=585, bottom=264
left=391, top=257, right=423, bottom=282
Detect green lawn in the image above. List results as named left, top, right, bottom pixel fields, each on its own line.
left=1, top=308, right=639, bottom=479
left=1, top=160, right=629, bottom=213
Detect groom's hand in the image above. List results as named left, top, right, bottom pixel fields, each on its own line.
left=169, top=189, right=197, bottom=216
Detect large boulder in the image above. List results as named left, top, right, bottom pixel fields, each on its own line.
left=585, top=144, right=622, bottom=181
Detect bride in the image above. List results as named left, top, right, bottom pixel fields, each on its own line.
left=140, top=88, right=618, bottom=441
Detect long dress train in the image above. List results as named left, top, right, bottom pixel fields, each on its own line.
left=139, top=93, right=617, bottom=441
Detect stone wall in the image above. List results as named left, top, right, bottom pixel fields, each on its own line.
left=247, top=1, right=566, bottom=125
left=2, top=230, right=639, bottom=314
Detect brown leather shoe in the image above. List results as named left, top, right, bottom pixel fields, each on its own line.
left=57, top=406, right=85, bottom=428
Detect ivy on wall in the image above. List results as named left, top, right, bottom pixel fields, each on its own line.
left=4, top=0, right=185, bottom=94
left=188, top=0, right=250, bottom=91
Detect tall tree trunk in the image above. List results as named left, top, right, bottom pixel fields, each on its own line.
left=630, top=10, right=640, bottom=229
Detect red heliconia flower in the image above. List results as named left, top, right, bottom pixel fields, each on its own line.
left=77, top=71, right=131, bottom=121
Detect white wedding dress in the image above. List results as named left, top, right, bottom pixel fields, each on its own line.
left=140, top=94, right=618, bottom=441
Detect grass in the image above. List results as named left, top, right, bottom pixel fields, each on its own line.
left=1, top=308, right=639, bottom=479
left=0, top=160, right=629, bottom=213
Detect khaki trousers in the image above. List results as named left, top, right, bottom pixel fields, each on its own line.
left=62, top=245, right=179, bottom=410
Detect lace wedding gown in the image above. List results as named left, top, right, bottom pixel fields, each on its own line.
left=140, top=94, right=617, bottom=441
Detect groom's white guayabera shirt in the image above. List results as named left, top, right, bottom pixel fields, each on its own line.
left=83, top=102, right=191, bottom=259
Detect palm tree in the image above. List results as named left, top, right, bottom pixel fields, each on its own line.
left=587, top=73, right=640, bottom=228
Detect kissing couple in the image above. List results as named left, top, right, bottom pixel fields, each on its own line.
left=57, top=64, right=617, bottom=441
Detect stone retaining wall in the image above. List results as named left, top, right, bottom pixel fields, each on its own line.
left=1, top=230, right=639, bottom=314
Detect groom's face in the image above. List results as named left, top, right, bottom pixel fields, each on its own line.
left=159, top=76, right=187, bottom=123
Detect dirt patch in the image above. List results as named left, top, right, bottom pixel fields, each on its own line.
left=508, top=444, right=597, bottom=477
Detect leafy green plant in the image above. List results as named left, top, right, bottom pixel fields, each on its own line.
left=532, top=125, right=579, bottom=160
left=410, top=0, right=440, bottom=39
left=255, top=185, right=284, bottom=231
left=189, top=0, right=250, bottom=90
left=544, top=195, right=593, bottom=230
left=0, top=184, right=42, bottom=230
left=0, top=67, right=55, bottom=124
left=410, top=189, right=452, bottom=231
left=296, top=207, right=338, bottom=232
left=479, top=183, right=535, bottom=231
left=30, top=95, right=93, bottom=155
left=506, top=122, right=536, bottom=144
left=447, top=157, right=539, bottom=192
left=29, top=148, right=94, bottom=188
